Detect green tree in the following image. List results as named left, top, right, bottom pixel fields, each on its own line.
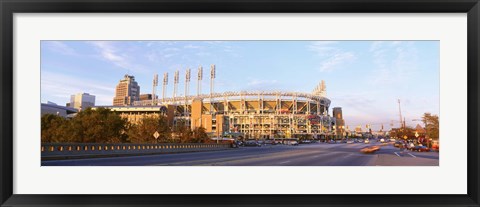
left=41, top=114, right=68, bottom=143
left=128, top=115, right=171, bottom=143
left=422, top=113, right=439, bottom=139
left=68, top=108, right=129, bottom=143
left=173, top=119, right=193, bottom=143
left=192, top=127, right=209, bottom=143
left=389, top=126, right=415, bottom=140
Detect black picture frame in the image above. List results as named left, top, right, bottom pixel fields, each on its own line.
left=1, top=0, right=479, bottom=206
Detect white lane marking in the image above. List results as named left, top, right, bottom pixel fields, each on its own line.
left=407, top=153, right=417, bottom=158
left=312, top=155, right=320, bottom=158
left=279, top=161, right=291, bottom=164
left=394, top=152, right=401, bottom=157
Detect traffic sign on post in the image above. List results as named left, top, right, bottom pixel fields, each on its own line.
left=153, top=131, right=160, bottom=139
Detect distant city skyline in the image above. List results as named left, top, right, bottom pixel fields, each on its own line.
left=41, top=40, right=439, bottom=130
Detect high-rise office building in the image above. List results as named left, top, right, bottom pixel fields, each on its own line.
left=70, top=93, right=95, bottom=111
left=333, top=107, right=345, bottom=138
left=113, top=74, right=140, bottom=106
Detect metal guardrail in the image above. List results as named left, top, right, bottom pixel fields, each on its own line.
left=41, top=143, right=231, bottom=159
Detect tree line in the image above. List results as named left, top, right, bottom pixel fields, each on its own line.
left=41, top=107, right=210, bottom=144
left=389, top=112, right=439, bottom=140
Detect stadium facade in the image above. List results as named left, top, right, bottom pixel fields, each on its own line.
left=98, top=66, right=346, bottom=140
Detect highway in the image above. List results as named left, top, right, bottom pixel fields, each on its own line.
left=42, top=142, right=439, bottom=166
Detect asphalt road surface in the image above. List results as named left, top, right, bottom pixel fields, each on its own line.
left=42, top=142, right=439, bottom=166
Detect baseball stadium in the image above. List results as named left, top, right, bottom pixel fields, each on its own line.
left=102, top=65, right=345, bottom=140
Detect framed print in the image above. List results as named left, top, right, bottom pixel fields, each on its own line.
left=1, top=0, right=479, bottom=206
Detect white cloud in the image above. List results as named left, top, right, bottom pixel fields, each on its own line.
left=331, top=92, right=395, bottom=130
left=319, top=52, right=355, bottom=72
left=309, top=41, right=356, bottom=72
left=184, top=45, right=202, bottom=49
left=41, top=71, right=115, bottom=105
left=90, top=41, right=130, bottom=69
left=369, top=41, right=419, bottom=85
left=163, top=53, right=177, bottom=59
left=164, top=47, right=180, bottom=52
left=308, top=41, right=339, bottom=56
left=90, top=41, right=151, bottom=74
left=196, top=52, right=211, bottom=57
left=44, top=41, right=76, bottom=56
left=247, top=79, right=278, bottom=86
left=244, top=78, right=282, bottom=91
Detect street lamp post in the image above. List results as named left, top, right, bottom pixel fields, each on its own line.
left=415, top=131, right=419, bottom=145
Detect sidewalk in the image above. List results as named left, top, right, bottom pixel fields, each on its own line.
left=372, top=152, right=439, bottom=166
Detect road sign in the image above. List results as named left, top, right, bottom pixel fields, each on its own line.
left=153, top=131, right=160, bottom=139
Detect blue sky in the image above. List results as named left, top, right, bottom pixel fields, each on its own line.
left=41, top=40, right=439, bottom=130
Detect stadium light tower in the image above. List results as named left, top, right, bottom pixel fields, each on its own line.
left=210, top=64, right=216, bottom=96
left=185, top=68, right=191, bottom=115
left=152, top=73, right=158, bottom=105
left=162, top=72, right=168, bottom=102
left=185, top=68, right=191, bottom=98
left=197, top=66, right=203, bottom=96
left=174, top=70, right=179, bottom=102
left=210, top=64, right=216, bottom=114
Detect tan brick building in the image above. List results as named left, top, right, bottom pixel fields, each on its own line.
left=113, top=75, right=140, bottom=106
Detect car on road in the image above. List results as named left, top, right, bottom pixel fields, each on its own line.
left=411, top=145, right=430, bottom=152
left=409, top=142, right=415, bottom=148
left=300, top=140, right=312, bottom=144
left=394, top=141, right=404, bottom=148
left=274, top=140, right=283, bottom=145
left=327, top=140, right=336, bottom=144
left=346, top=140, right=354, bottom=144
left=244, top=141, right=261, bottom=147
left=405, top=143, right=415, bottom=150
left=380, top=138, right=385, bottom=143
left=286, top=140, right=299, bottom=146
left=364, top=139, right=370, bottom=144
left=361, top=146, right=380, bottom=154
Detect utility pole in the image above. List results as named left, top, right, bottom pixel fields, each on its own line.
left=398, top=99, right=403, bottom=129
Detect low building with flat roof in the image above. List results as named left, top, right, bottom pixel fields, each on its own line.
left=41, top=102, right=78, bottom=118
left=93, top=106, right=168, bottom=123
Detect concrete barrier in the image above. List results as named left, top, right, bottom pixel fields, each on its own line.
left=41, top=143, right=232, bottom=160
